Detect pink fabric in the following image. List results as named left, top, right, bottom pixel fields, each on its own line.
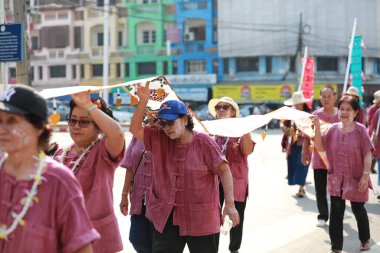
left=54, top=138, right=125, bottom=253
left=311, top=108, right=340, bottom=169
left=121, top=137, right=152, bottom=215
left=356, top=107, right=366, bottom=126
left=144, top=126, right=227, bottom=236
left=322, top=123, right=374, bottom=202
left=0, top=156, right=99, bottom=253
left=215, top=136, right=254, bottom=202
left=370, top=110, right=380, bottom=158
left=367, top=104, right=379, bottom=135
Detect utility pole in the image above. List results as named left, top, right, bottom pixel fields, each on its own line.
left=103, top=0, right=110, bottom=104
left=295, top=12, right=303, bottom=91
left=13, top=0, right=30, bottom=85
left=0, top=0, right=8, bottom=92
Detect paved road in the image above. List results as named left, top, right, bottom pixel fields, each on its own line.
left=51, top=129, right=380, bottom=253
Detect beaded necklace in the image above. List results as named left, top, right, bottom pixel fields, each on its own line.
left=59, top=139, right=99, bottom=174
left=0, top=152, right=46, bottom=239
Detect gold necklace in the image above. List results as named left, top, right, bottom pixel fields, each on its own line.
left=0, top=152, right=46, bottom=239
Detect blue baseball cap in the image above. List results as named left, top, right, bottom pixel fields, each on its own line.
left=157, top=100, right=188, bottom=120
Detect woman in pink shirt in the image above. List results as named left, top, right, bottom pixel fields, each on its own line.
left=130, top=83, right=240, bottom=253
left=0, top=85, right=99, bottom=253
left=313, top=96, right=373, bottom=253
left=120, top=112, right=157, bottom=253
left=208, top=97, right=255, bottom=253
left=369, top=108, right=380, bottom=199
left=302, top=87, right=339, bottom=228
left=54, top=91, right=125, bottom=253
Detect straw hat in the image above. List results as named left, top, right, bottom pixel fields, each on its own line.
left=208, top=97, right=240, bottom=117
left=343, top=86, right=360, bottom=98
left=284, top=91, right=311, bottom=106
left=373, top=90, right=380, bottom=104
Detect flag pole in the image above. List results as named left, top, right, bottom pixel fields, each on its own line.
left=298, top=46, right=308, bottom=92
left=342, top=18, right=357, bottom=94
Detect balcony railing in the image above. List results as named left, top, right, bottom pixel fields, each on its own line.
left=184, top=41, right=205, bottom=52
left=48, top=49, right=65, bottom=59
left=180, top=0, right=208, bottom=11
left=136, top=45, right=155, bottom=55
left=92, top=47, right=103, bottom=57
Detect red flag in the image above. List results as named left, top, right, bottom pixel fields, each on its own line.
left=302, top=57, right=314, bottom=109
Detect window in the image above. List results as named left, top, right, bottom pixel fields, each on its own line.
left=137, top=62, right=156, bottom=75
left=163, top=61, right=168, bottom=75
left=376, top=59, right=380, bottom=74
left=80, top=64, right=85, bottom=79
left=266, top=56, right=272, bottom=73
left=223, top=59, right=229, bottom=75
left=97, top=32, right=104, bottom=46
left=142, top=30, right=156, bottom=44
left=118, top=31, right=123, bottom=47
left=116, top=63, right=121, bottom=78
left=172, top=61, right=178, bottom=74
left=163, top=30, right=167, bottom=43
left=72, top=65, right=76, bottom=79
left=32, top=36, right=39, bottom=50
left=74, top=27, right=82, bottom=49
left=185, top=60, right=206, bottom=74
left=50, top=65, right=66, bottom=78
left=9, top=68, right=16, bottom=78
left=213, top=60, right=218, bottom=74
left=92, top=64, right=103, bottom=77
left=236, top=57, right=259, bottom=72
left=289, top=56, right=296, bottom=73
left=31, top=67, right=34, bottom=81
left=317, top=57, right=338, bottom=71
left=39, top=66, right=43, bottom=80
left=124, top=63, right=130, bottom=77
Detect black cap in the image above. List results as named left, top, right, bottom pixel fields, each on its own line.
left=0, top=85, right=48, bottom=121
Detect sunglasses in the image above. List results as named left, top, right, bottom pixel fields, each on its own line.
left=68, top=118, right=93, bottom=128
left=215, top=105, right=231, bottom=111
left=158, top=119, right=176, bottom=128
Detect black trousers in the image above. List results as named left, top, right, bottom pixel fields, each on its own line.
left=329, top=196, right=370, bottom=251
left=216, top=183, right=247, bottom=252
left=152, top=212, right=218, bottom=253
left=313, top=169, right=329, bottom=221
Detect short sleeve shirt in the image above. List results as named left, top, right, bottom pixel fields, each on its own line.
left=322, top=122, right=373, bottom=202
left=0, top=156, right=99, bottom=253
left=54, top=138, right=125, bottom=253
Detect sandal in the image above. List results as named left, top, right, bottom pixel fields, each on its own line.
left=296, top=189, right=305, bottom=198
left=360, top=242, right=370, bottom=251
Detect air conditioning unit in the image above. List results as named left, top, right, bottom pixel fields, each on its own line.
left=184, top=32, right=195, bottom=41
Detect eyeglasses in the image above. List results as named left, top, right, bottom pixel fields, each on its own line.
left=158, top=119, right=176, bottom=128
left=68, top=118, right=93, bottom=128
left=215, top=105, right=231, bottom=111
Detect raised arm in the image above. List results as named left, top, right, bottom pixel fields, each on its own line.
left=218, top=162, right=240, bottom=227
left=311, top=115, right=324, bottom=152
left=130, top=83, right=150, bottom=141
left=71, top=90, right=124, bottom=160
left=240, top=133, right=254, bottom=155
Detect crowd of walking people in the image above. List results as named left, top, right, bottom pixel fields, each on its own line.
left=0, top=83, right=379, bottom=253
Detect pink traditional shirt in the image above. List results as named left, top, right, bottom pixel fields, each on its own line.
left=121, top=137, right=152, bottom=215
left=367, top=104, right=379, bottom=135
left=322, top=122, right=373, bottom=202
left=311, top=108, right=340, bottom=169
left=215, top=136, right=254, bottom=202
left=144, top=126, right=227, bottom=236
left=370, top=110, right=380, bottom=159
left=54, top=138, right=125, bottom=253
left=0, top=156, right=99, bottom=253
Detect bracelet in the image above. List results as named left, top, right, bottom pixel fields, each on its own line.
left=86, top=104, right=98, bottom=115
left=363, top=171, right=370, bottom=175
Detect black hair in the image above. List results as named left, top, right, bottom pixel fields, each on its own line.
left=178, top=113, right=194, bottom=131
left=69, top=97, right=117, bottom=121
left=24, top=114, right=52, bottom=151
left=337, top=96, right=360, bottom=112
